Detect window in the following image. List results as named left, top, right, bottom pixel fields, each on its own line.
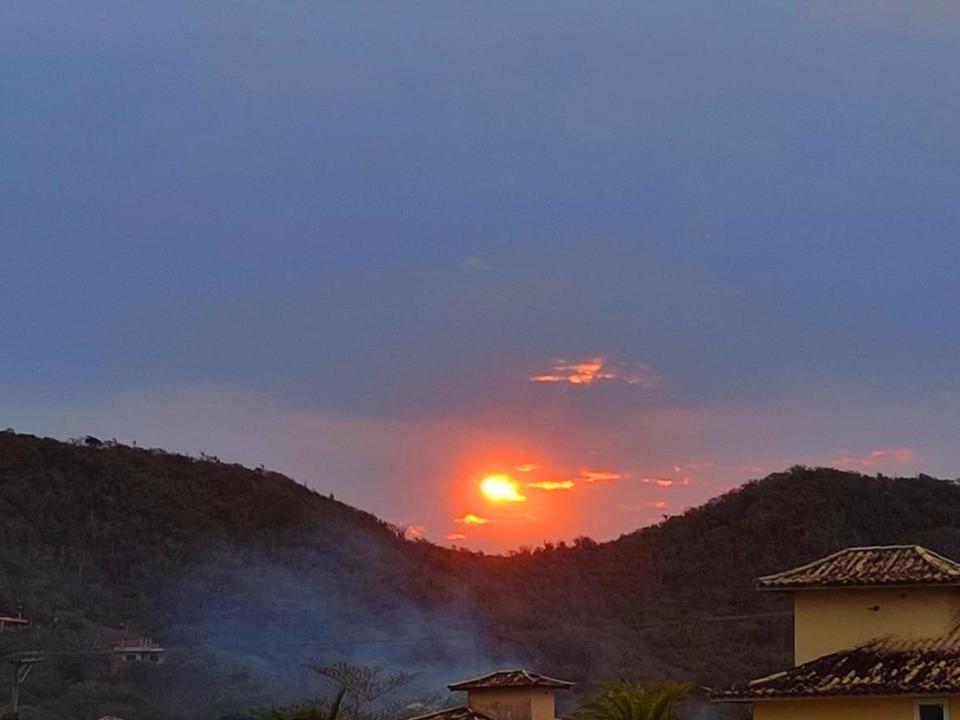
left=915, top=700, right=950, bottom=720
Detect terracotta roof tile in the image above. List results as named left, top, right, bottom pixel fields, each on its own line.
left=448, top=670, right=574, bottom=691
left=407, top=706, right=497, bottom=720
left=713, top=627, right=960, bottom=701
left=757, top=546, right=960, bottom=590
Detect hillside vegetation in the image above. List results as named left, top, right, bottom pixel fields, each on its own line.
left=2, top=430, right=959, bottom=719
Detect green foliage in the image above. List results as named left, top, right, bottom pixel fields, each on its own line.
left=576, top=681, right=689, bottom=720
left=257, top=688, right=344, bottom=720
left=307, top=663, right=414, bottom=720
left=3, top=431, right=960, bottom=719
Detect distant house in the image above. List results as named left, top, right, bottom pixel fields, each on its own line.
left=109, top=634, right=166, bottom=673
left=714, top=545, right=960, bottom=720
left=412, top=670, right=573, bottom=720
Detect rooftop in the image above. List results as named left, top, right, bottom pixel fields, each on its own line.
left=407, top=706, right=496, bottom=720
left=757, top=545, right=960, bottom=590
left=713, top=627, right=960, bottom=702
left=448, top=670, right=574, bottom=691
left=113, top=637, right=164, bottom=652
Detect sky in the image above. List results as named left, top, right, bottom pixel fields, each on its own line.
left=3, top=1, right=960, bottom=551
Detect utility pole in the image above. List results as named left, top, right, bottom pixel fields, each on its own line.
left=7, top=654, right=42, bottom=716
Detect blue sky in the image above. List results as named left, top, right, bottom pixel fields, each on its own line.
left=4, top=1, right=960, bottom=549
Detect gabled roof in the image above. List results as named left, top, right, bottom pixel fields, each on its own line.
left=713, top=627, right=960, bottom=702
left=448, top=670, right=574, bottom=691
left=112, top=635, right=164, bottom=652
left=407, top=706, right=496, bottom=720
left=757, top=545, right=960, bottom=590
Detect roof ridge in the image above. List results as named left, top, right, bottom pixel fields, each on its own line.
left=448, top=669, right=574, bottom=690
left=759, top=545, right=924, bottom=578
left=713, top=627, right=960, bottom=703
left=757, top=547, right=854, bottom=583
left=406, top=705, right=495, bottom=720
left=758, top=545, right=960, bottom=589
left=914, top=546, right=960, bottom=575
left=450, top=669, right=526, bottom=685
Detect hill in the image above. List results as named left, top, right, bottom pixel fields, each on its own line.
left=2, top=430, right=960, bottom=719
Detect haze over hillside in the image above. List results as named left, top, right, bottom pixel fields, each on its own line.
left=2, top=430, right=959, bottom=719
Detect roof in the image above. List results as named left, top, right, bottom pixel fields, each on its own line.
left=713, top=627, right=960, bottom=702
left=448, top=670, right=574, bottom=691
left=113, top=637, right=164, bottom=652
left=407, top=706, right=496, bottom=720
left=757, top=545, right=960, bottom=590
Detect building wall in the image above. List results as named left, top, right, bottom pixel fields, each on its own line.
left=466, top=688, right=556, bottom=720
left=753, top=696, right=959, bottom=719
left=793, top=587, right=960, bottom=664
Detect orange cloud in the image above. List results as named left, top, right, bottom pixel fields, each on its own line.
left=673, top=461, right=713, bottom=473
left=406, top=524, right=426, bottom=538
left=531, top=356, right=658, bottom=388
left=455, top=513, right=490, bottom=525
left=655, top=479, right=674, bottom=488
left=647, top=500, right=669, bottom=509
left=516, top=463, right=540, bottom=473
left=580, top=469, right=624, bottom=483
left=831, top=447, right=916, bottom=470
left=446, top=532, right=467, bottom=541
left=527, top=480, right=576, bottom=491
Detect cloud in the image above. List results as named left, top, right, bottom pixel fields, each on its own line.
left=454, top=513, right=490, bottom=526
left=638, top=477, right=676, bottom=487
left=830, top=447, right=917, bottom=471
left=406, top=524, right=426, bottom=539
left=647, top=500, right=669, bottom=509
left=672, top=462, right=713, bottom=472
left=461, top=256, right=491, bottom=272
left=580, top=469, right=625, bottom=483
left=445, top=532, right=467, bottom=542
left=527, top=480, right=575, bottom=491
left=515, top=463, right=539, bottom=473
left=530, top=356, right=659, bottom=388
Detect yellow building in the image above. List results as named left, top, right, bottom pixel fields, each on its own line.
left=410, top=670, right=573, bottom=720
left=714, top=545, right=960, bottom=720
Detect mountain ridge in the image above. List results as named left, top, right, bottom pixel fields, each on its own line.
left=2, top=430, right=959, bottom=719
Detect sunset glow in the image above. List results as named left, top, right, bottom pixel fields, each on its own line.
left=480, top=474, right=527, bottom=503
left=532, top=357, right=607, bottom=385
left=455, top=513, right=490, bottom=525
left=528, top=480, right=575, bottom=491
left=580, top=469, right=624, bottom=483
left=531, top=357, right=659, bottom=388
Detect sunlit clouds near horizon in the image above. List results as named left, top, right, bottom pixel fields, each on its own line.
left=3, top=0, right=959, bottom=552
left=531, top=357, right=659, bottom=389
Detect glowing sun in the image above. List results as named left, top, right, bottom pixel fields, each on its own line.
left=480, top=474, right=526, bottom=503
